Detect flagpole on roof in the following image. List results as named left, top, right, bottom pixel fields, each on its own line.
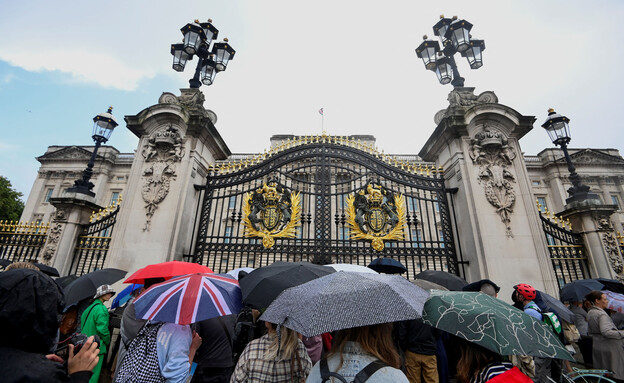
left=319, top=107, right=324, bottom=134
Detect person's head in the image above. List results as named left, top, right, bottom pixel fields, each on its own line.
left=0, top=268, right=64, bottom=354
left=94, top=284, right=115, bottom=302
left=585, top=290, right=608, bottom=309
left=5, top=261, right=40, bottom=272
left=456, top=339, right=503, bottom=383
left=263, top=322, right=300, bottom=361
left=329, top=323, right=401, bottom=369
left=479, top=283, right=497, bottom=298
left=513, top=283, right=536, bottom=305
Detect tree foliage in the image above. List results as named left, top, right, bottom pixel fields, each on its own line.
left=0, top=176, right=25, bottom=221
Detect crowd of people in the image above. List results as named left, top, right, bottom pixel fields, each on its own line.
left=1, top=262, right=623, bottom=383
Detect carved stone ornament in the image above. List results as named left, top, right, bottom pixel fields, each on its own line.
left=54, top=208, right=68, bottom=222
left=602, top=231, right=624, bottom=277
left=346, top=183, right=407, bottom=251
left=434, top=88, right=499, bottom=125
left=157, top=89, right=217, bottom=125
left=242, top=178, right=302, bottom=249
left=41, top=222, right=63, bottom=262
left=593, top=213, right=613, bottom=232
left=141, top=125, right=185, bottom=231
left=470, top=127, right=517, bottom=237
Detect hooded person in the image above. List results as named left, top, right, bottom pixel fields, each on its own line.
left=0, top=268, right=100, bottom=382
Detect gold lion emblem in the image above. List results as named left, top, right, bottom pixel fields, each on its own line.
left=346, top=183, right=406, bottom=251
left=242, top=179, right=301, bottom=249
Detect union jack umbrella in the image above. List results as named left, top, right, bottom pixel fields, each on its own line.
left=133, top=273, right=242, bottom=325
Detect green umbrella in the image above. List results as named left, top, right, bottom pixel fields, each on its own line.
left=422, top=290, right=574, bottom=361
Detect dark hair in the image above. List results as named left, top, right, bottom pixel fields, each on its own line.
left=585, top=290, right=604, bottom=305
left=329, top=323, right=401, bottom=369
left=456, top=339, right=502, bottom=383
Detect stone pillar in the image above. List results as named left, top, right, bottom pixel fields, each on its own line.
left=105, top=89, right=230, bottom=276
left=40, top=192, right=102, bottom=276
left=419, top=87, right=558, bottom=300
left=559, top=201, right=623, bottom=281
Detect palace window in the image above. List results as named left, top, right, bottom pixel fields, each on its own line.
left=44, top=188, right=54, bottom=203
left=537, top=197, right=548, bottom=213
left=110, top=191, right=120, bottom=205
left=228, top=196, right=237, bottom=210
left=611, top=195, right=621, bottom=210
left=224, top=226, right=233, bottom=243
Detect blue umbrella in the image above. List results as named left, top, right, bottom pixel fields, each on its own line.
left=367, top=257, right=407, bottom=274
left=111, top=283, right=143, bottom=309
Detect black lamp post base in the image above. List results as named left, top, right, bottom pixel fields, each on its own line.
left=565, top=191, right=601, bottom=205
left=66, top=179, right=96, bottom=197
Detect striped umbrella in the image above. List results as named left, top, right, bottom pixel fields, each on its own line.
left=134, top=273, right=242, bottom=325
left=602, top=290, right=624, bottom=314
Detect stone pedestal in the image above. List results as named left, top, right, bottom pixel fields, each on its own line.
left=42, top=192, right=102, bottom=276
left=559, top=201, right=623, bottom=281
left=420, top=87, right=557, bottom=301
left=105, top=89, right=230, bottom=276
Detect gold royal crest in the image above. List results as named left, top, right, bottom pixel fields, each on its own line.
left=242, top=179, right=301, bottom=249
left=346, top=183, right=406, bottom=251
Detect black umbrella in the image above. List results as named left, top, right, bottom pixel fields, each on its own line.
left=415, top=270, right=467, bottom=291
left=239, top=261, right=335, bottom=310
left=367, top=257, right=407, bottom=274
left=560, top=279, right=605, bottom=303
left=535, top=290, right=574, bottom=324
left=63, top=268, right=126, bottom=308
left=32, top=262, right=60, bottom=277
left=0, top=259, right=59, bottom=277
left=55, top=275, right=79, bottom=289
left=595, top=278, right=624, bottom=294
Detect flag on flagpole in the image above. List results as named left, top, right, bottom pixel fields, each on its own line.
left=319, top=108, right=324, bottom=115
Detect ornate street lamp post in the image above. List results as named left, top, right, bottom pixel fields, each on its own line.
left=541, top=108, right=600, bottom=204
left=66, top=107, right=118, bottom=197
left=415, top=15, right=485, bottom=87
left=170, top=19, right=236, bottom=88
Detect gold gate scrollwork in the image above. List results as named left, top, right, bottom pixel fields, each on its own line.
left=242, top=179, right=301, bottom=249
left=346, top=183, right=407, bottom=251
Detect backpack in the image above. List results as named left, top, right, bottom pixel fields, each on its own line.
left=114, top=322, right=165, bottom=383
left=320, top=357, right=388, bottom=383
left=232, top=307, right=256, bottom=362
left=526, top=303, right=562, bottom=336
left=561, top=321, right=581, bottom=344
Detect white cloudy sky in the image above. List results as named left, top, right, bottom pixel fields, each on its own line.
left=0, top=0, right=623, bottom=199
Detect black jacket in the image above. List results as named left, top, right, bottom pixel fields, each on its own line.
left=0, top=269, right=92, bottom=382
left=396, top=318, right=438, bottom=355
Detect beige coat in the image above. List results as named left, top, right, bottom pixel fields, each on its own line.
left=587, top=306, right=624, bottom=379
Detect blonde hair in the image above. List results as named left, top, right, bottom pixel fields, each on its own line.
left=329, top=323, right=401, bottom=369
left=264, top=322, right=300, bottom=361
left=5, top=262, right=40, bottom=271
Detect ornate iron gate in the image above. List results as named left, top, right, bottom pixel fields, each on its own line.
left=69, top=200, right=120, bottom=276
left=539, top=210, right=589, bottom=288
left=0, top=220, right=49, bottom=263
left=192, top=136, right=458, bottom=279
